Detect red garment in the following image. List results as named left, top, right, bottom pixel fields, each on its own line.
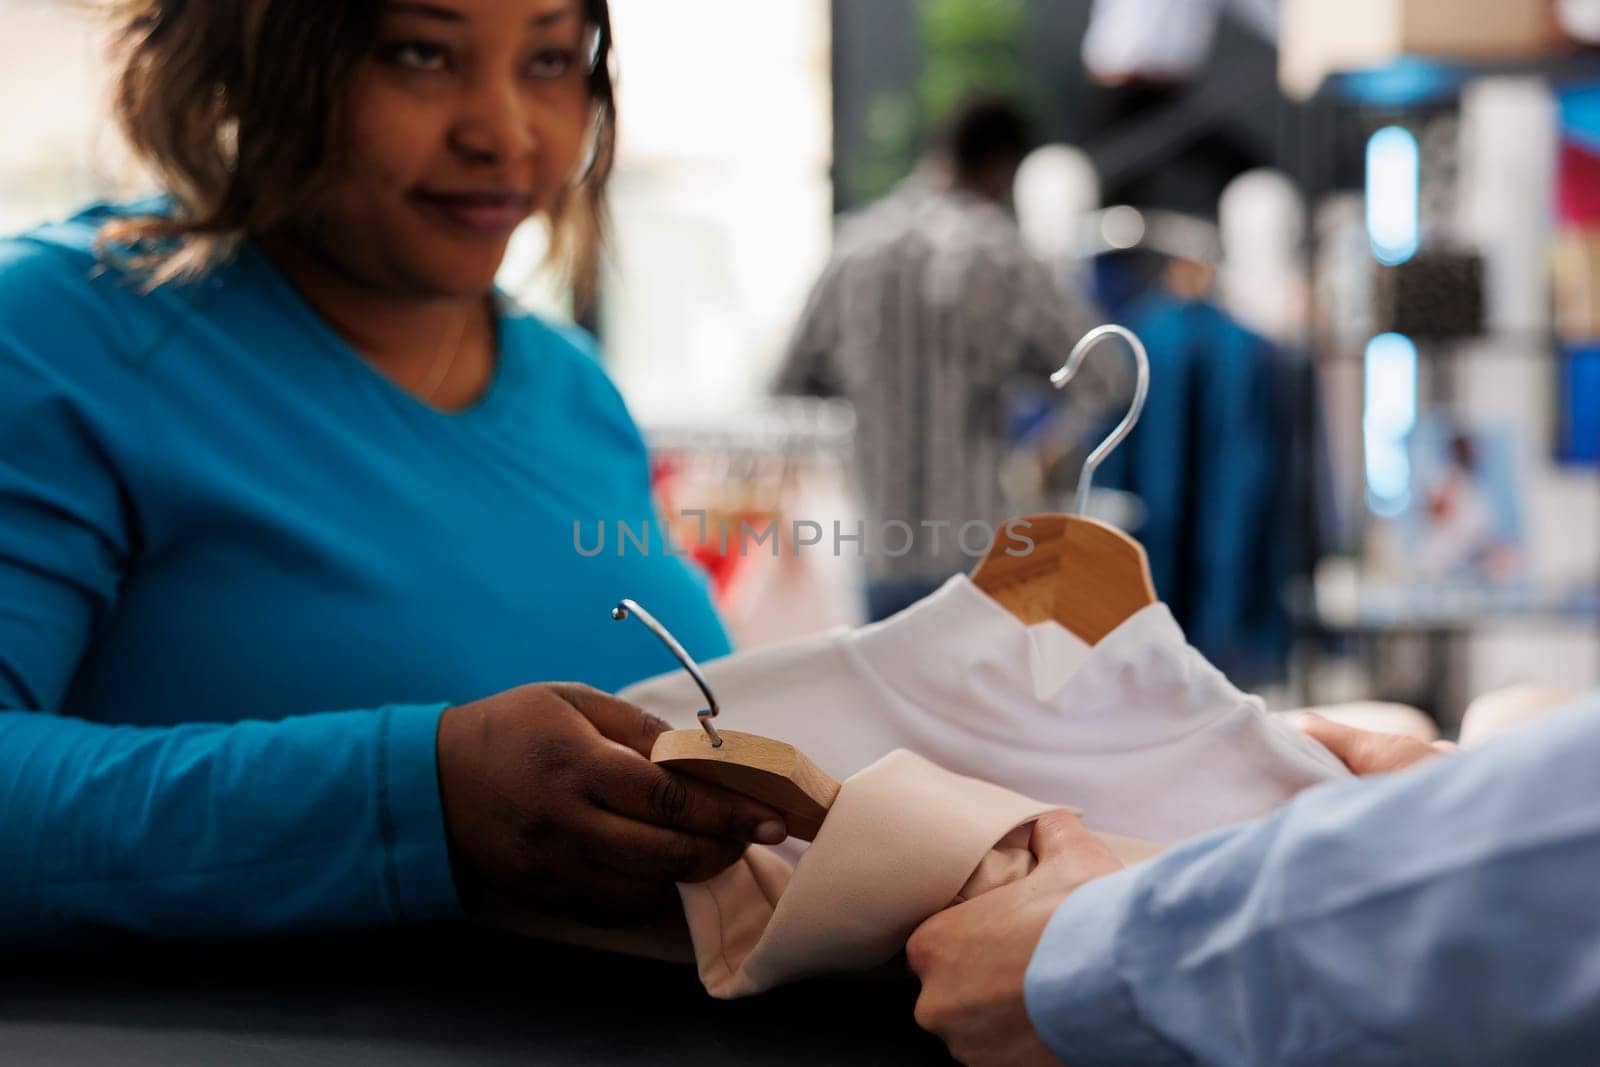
left=649, top=458, right=755, bottom=595
left=1558, top=139, right=1600, bottom=227
left=688, top=514, right=771, bottom=597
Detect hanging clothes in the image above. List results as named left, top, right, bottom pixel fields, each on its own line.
left=1082, top=0, right=1280, bottom=84
left=1096, top=291, right=1321, bottom=686
left=717, top=466, right=867, bottom=651
left=647, top=424, right=866, bottom=649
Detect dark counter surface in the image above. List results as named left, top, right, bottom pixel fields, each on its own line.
left=0, top=926, right=952, bottom=1065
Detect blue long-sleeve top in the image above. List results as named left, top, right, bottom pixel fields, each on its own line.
left=0, top=199, right=730, bottom=946
left=1025, top=691, right=1600, bottom=1065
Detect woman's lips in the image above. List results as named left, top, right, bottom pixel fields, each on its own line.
left=412, top=191, right=534, bottom=236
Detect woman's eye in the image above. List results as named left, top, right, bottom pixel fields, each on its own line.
left=386, top=41, right=449, bottom=72
left=526, top=49, right=573, bottom=79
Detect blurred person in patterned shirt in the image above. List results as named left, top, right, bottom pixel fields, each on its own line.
left=778, top=96, right=1118, bottom=620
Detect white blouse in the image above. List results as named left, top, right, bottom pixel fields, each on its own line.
left=622, top=573, right=1350, bottom=845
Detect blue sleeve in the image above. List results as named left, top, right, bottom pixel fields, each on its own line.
left=0, top=240, right=462, bottom=945
left=0, top=704, right=460, bottom=945
left=1024, top=693, right=1600, bottom=1065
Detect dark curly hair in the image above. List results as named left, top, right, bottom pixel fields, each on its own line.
left=942, top=94, right=1037, bottom=186
left=94, top=0, right=616, bottom=307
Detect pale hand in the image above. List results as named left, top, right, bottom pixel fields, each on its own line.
left=1296, top=712, right=1456, bottom=776
left=906, top=811, right=1125, bottom=1067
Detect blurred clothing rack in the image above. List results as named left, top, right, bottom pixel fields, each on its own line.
left=643, top=398, right=868, bottom=651
left=642, top=398, right=857, bottom=466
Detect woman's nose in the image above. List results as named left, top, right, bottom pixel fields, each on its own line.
left=449, top=79, right=539, bottom=164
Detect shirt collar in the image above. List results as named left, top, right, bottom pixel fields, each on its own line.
left=849, top=573, right=1094, bottom=707
left=848, top=573, right=1256, bottom=751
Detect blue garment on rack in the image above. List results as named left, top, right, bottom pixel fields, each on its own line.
left=1097, top=293, right=1297, bottom=685
left=1560, top=343, right=1600, bottom=465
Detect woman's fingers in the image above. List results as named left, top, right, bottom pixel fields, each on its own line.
left=588, top=810, right=751, bottom=886
left=549, top=682, right=670, bottom=758
left=547, top=683, right=787, bottom=843
left=592, top=742, right=788, bottom=845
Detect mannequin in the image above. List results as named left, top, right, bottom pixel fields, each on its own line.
left=1014, top=144, right=1101, bottom=267
left=1218, top=167, right=1308, bottom=345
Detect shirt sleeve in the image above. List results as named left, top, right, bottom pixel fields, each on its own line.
left=0, top=241, right=463, bottom=946
left=774, top=259, right=844, bottom=397
left=0, top=703, right=461, bottom=945
left=1024, top=693, right=1600, bottom=1065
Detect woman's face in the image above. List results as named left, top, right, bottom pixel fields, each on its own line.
left=304, top=0, right=594, bottom=298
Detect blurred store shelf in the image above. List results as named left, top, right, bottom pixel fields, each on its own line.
left=1281, top=0, right=1589, bottom=101
left=1318, top=52, right=1600, bottom=107
left=1290, top=572, right=1600, bottom=632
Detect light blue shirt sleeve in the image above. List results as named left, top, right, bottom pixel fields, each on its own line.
left=1024, top=693, right=1600, bottom=1065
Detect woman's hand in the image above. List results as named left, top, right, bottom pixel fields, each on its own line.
left=1296, top=712, right=1456, bottom=776
left=435, top=682, right=787, bottom=927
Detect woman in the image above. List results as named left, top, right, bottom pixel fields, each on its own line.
left=0, top=0, right=786, bottom=946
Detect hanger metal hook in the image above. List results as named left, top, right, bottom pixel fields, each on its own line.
left=610, top=599, right=723, bottom=748
left=1051, top=324, right=1151, bottom=517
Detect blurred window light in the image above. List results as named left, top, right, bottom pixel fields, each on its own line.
left=600, top=0, right=832, bottom=420
left=1364, top=332, right=1419, bottom=516
left=1366, top=126, right=1420, bottom=266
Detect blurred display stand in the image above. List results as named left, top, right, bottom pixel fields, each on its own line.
left=1290, top=565, right=1600, bottom=733
left=1299, top=564, right=1600, bottom=630
left=1285, top=20, right=1600, bottom=725
left=1280, top=0, right=1570, bottom=100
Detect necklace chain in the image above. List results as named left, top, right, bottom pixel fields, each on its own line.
left=418, top=305, right=473, bottom=403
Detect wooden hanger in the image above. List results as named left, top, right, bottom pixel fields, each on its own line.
left=612, top=600, right=841, bottom=840
left=650, top=728, right=838, bottom=841
left=971, top=325, right=1158, bottom=644
left=970, top=514, right=1156, bottom=643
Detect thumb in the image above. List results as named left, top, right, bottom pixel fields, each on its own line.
left=549, top=683, right=669, bottom=759
left=1029, top=811, right=1126, bottom=887
left=1029, top=810, right=1091, bottom=863
left=1295, top=711, right=1361, bottom=760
